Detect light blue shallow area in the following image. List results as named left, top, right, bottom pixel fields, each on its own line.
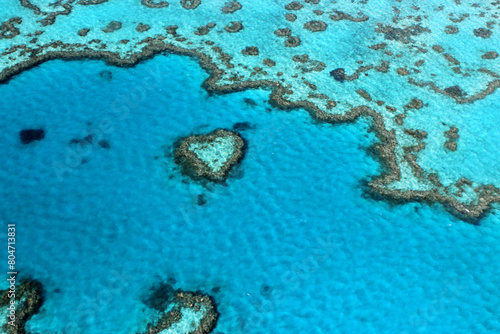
left=0, top=54, right=499, bottom=334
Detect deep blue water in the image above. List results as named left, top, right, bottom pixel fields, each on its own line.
left=0, top=54, right=499, bottom=333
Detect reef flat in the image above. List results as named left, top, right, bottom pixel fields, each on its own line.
left=1, top=0, right=499, bottom=220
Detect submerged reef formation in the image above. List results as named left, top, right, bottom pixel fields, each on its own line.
left=0, top=278, right=44, bottom=334
left=19, top=128, right=45, bottom=144
left=174, top=129, right=245, bottom=182
left=444, top=126, right=460, bottom=151
left=141, top=282, right=218, bottom=334
left=1, top=0, right=500, bottom=220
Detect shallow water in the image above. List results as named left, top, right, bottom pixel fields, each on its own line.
left=1, top=0, right=500, bottom=333
left=0, top=54, right=498, bottom=333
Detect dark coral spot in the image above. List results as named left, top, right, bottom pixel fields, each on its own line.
left=241, top=46, right=259, bottom=55
left=221, top=1, right=242, bottom=13
left=473, top=28, right=492, bottom=38
left=232, top=122, right=254, bottom=131
left=444, top=85, right=466, bottom=97
left=181, top=0, right=201, bottom=9
left=69, top=135, right=93, bottom=146
left=197, top=194, right=207, bottom=206
left=329, top=68, right=346, bottom=82
left=285, top=1, right=303, bottom=10
left=98, top=139, right=111, bottom=149
left=304, top=20, right=327, bottom=32
left=260, top=285, right=272, bottom=298
left=136, top=23, right=151, bottom=32
left=20, top=129, right=45, bottom=144
left=99, top=70, right=112, bottom=80
left=224, top=21, right=243, bottom=33
left=284, top=36, right=301, bottom=47
left=78, top=28, right=90, bottom=36
left=143, top=282, right=175, bottom=311
left=102, top=21, right=122, bottom=33
left=243, top=98, right=257, bottom=107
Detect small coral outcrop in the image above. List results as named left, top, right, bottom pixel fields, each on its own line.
left=0, top=278, right=44, bottom=334
left=141, top=282, right=219, bottom=334
left=174, top=129, right=245, bottom=182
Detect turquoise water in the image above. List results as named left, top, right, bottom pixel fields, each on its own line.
left=0, top=54, right=499, bottom=333
left=1, top=0, right=500, bottom=332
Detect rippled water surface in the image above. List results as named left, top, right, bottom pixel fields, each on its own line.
left=1, top=0, right=500, bottom=333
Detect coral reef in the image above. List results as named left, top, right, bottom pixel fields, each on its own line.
left=141, top=283, right=218, bottom=334
left=1, top=0, right=499, bottom=220
left=174, top=129, right=245, bottom=182
left=19, top=129, right=45, bottom=144
left=0, top=278, right=44, bottom=334
left=221, top=1, right=242, bottom=14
